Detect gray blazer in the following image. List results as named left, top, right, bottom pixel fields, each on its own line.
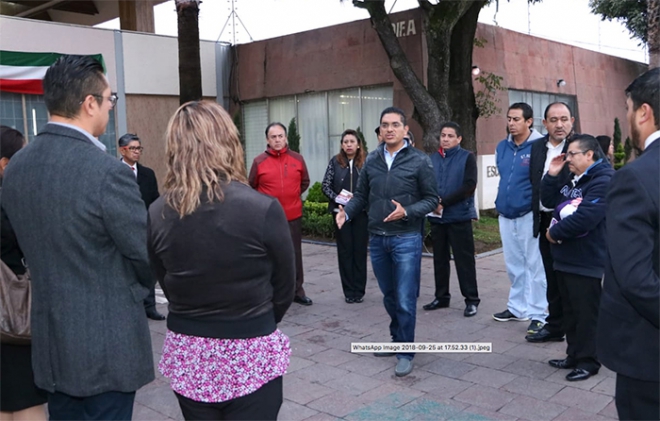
left=2, top=123, right=155, bottom=396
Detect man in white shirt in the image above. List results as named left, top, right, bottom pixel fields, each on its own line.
left=597, top=67, right=660, bottom=421
left=527, top=102, right=575, bottom=343
left=118, top=133, right=164, bottom=321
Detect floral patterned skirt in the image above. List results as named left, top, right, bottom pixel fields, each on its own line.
left=159, top=328, right=290, bottom=403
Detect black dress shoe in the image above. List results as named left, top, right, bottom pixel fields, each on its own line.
left=548, top=358, right=577, bottom=369
left=294, top=295, right=313, bottom=306
left=353, top=297, right=364, bottom=303
left=345, top=297, right=355, bottom=303
left=464, top=304, right=478, bottom=317
left=566, top=368, right=594, bottom=381
left=146, top=310, right=166, bottom=321
left=526, top=328, right=565, bottom=343
left=423, top=299, right=450, bottom=311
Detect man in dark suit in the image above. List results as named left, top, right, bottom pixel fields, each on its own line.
left=118, top=133, right=165, bottom=321
left=526, top=102, right=573, bottom=343
left=2, top=55, right=154, bottom=420
left=597, top=67, right=660, bottom=420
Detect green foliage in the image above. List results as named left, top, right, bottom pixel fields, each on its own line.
left=613, top=117, right=622, bottom=149
left=302, top=201, right=335, bottom=239
left=473, top=36, right=487, bottom=48
left=472, top=215, right=502, bottom=248
left=589, top=0, right=648, bottom=44
left=624, top=136, right=633, bottom=161
left=356, top=126, right=369, bottom=154
left=288, top=117, right=301, bottom=153
left=474, top=72, right=507, bottom=118
left=306, top=182, right=329, bottom=203
left=613, top=143, right=626, bottom=170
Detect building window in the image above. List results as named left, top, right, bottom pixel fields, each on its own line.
left=508, top=90, right=579, bottom=135
left=0, top=91, right=117, bottom=155
left=242, top=85, right=393, bottom=186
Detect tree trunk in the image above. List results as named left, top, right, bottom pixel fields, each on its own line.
left=354, top=0, right=485, bottom=154
left=447, top=1, right=486, bottom=153
left=176, top=0, right=202, bottom=105
left=355, top=0, right=441, bottom=150
left=649, top=0, right=660, bottom=68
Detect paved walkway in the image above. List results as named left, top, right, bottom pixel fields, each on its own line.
left=136, top=243, right=617, bottom=421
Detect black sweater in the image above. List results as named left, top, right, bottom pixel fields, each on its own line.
left=147, top=181, right=295, bottom=339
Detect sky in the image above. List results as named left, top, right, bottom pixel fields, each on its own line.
left=96, top=0, right=646, bottom=64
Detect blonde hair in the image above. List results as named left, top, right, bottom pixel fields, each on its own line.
left=164, top=101, right=247, bottom=217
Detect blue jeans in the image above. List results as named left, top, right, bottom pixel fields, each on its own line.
left=370, top=232, right=422, bottom=361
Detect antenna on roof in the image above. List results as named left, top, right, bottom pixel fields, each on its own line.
left=216, top=0, right=253, bottom=44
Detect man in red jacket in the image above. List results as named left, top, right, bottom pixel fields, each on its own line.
left=249, top=122, right=312, bottom=305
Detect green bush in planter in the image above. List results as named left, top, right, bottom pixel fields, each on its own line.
left=306, top=181, right=328, bottom=203
left=302, top=201, right=334, bottom=239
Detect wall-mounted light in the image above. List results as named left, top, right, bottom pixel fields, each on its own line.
left=557, top=79, right=566, bottom=87
left=471, top=65, right=481, bottom=76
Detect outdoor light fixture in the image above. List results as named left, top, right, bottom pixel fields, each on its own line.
left=471, top=65, right=481, bottom=76
left=557, top=79, right=566, bottom=87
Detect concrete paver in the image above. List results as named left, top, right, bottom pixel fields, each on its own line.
left=137, top=242, right=616, bottom=420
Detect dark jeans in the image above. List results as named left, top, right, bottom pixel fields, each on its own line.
left=370, top=232, right=422, bottom=361
left=335, top=210, right=368, bottom=299
left=288, top=217, right=305, bottom=297
left=556, top=270, right=601, bottom=373
left=175, top=376, right=283, bottom=420
left=615, top=373, right=660, bottom=421
left=539, top=212, right=563, bottom=334
left=430, top=221, right=480, bottom=306
left=48, top=391, right=135, bottom=421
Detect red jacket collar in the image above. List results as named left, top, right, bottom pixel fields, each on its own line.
left=266, top=145, right=289, bottom=156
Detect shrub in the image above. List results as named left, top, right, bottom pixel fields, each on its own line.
left=288, top=117, right=300, bottom=153
left=613, top=143, right=626, bottom=170
left=306, top=181, right=329, bottom=203
left=302, top=201, right=334, bottom=239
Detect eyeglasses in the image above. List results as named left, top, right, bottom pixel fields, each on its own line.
left=81, top=93, right=118, bottom=107
left=566, top=150, right=590, bottom=158
left=125, top=146, right=144, bottom=152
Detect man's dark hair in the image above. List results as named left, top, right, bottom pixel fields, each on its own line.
left=380, top=107, right=407, bottom=126
left=43, top=55, right=107, bottom=119
left=0, top=125, right=25, bottom=160
left=568, top=134, right=605, bottom=161
left=265, top=122, right=287, bottom=137
left=118, top=133, right=140, bottom=148
left=439, top=121, right=462, bottom=138
left=404, top=130, right=415, bottom=145
left=543, top=102, right=573, bottom=120
left=595, top=135, right=611, bottom=155
left=626, top=67, right=660, bottom=130
left=508, top=102, right=534, bottom=125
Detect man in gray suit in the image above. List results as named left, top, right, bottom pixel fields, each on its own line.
left=2, top=55, right=154, bottom=420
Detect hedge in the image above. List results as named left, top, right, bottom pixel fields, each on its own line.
left=302, top=201, right=335, bottom=239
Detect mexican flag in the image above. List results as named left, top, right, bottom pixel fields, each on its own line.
left=0, top=51, right=106, bottom=95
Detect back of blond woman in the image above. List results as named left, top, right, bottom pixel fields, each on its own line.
left=147, top=101, right=295, bottom=421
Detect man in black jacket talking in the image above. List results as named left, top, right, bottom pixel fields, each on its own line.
left=526, top=102, right=574, bottom=343
left=337, top=107, right=437, bottom=378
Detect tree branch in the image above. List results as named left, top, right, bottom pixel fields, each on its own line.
left=361, top=1, right=441, bottom=135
